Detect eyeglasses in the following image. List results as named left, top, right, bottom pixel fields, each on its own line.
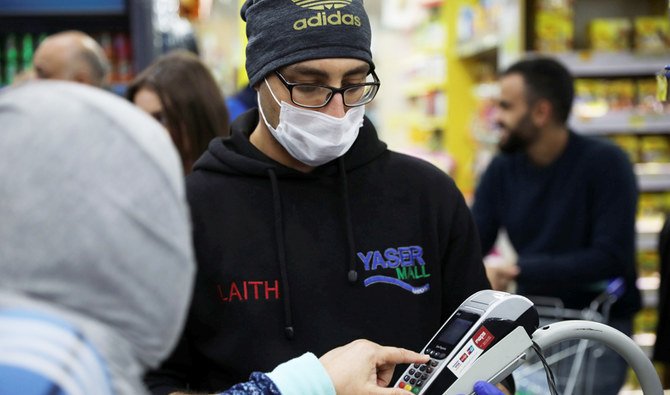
left=274, top=70, right=380, bottom=109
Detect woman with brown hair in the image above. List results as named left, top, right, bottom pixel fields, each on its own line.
left=127, top=50, right=230, bottom=173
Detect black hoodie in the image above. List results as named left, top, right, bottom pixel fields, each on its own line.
left=146, top=110, right=490, bottom=394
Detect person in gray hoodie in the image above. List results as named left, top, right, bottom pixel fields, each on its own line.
left=0, top=80, right=195, bottom=394
left=0, top=81, right=437, bottom=395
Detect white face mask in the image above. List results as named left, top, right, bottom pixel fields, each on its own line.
left=258, top=79, right=365, bottom=167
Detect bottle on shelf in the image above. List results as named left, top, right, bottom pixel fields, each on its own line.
left=112, top=32, right=132, bottom=83
left=4, top=34, right=19, bottom=85
left=21, top=33, right=34, bottom=72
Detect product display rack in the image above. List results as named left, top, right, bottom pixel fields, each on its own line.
left=0, top=0, right=160, bottom=93
left=376, top=0, right=455, bottom=177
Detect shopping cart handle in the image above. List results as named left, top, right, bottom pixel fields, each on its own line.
left=532, top=321, right=663, bottom=395
left=605, top=277, right=625, bottom=299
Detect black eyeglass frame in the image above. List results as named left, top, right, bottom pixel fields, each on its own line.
left=273, top=69, right=381, bottom=109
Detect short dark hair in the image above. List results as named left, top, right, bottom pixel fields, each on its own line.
left=127, top=50, right=230, bottom=173
left=502, top=57, right=574, bottom=124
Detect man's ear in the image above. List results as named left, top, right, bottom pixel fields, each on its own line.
left=531, top=98, right=552, bottom=126
left=72, top=68, right=92, bottom=86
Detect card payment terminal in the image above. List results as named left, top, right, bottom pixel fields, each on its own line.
left=395, top=290, right=538, bottom=394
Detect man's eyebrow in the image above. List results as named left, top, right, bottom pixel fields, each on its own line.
left=283, top=64, right=371, bottom=79
left=343, top=65, right=370, bottom=77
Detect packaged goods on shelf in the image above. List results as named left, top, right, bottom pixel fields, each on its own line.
left=97, top=32, right=114, bottom=68
left=2, top=34, right=18, bottom=85
left=634, top=306, right=659, bottom=333
left=21, top=33, right=33, bottom=71
left=0, top=31, right=134, bottom=86
left=112, top=32, right=133, bottom=83
left=574, top=77, right=667, bottom=120
left=606, top=78, right=636, bottom=111
left=637, top=78, right=665, bottom=114
left=639, top=192, right=670, bottom=217
left=534, top=0, right=574, bottom=52
left=658, top=68, right=670, bottom=103
left=589, top=18, right=633, bottom=52
left=574, top=79, right=609, bottom=118
left=637, top=250, right=660, bottom=277
left=640, top=135, right=670, bottom=163
left=456, top=0, right=501, bottom=45
left=634, top=15, right=670, bottom=54
left=609, top=134, right=640, bottom=163
left=534, top=10, right=574, bottom=52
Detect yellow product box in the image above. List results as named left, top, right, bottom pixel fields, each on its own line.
left=535, top=11, right=574, bottom=52
left=609, top=135, right=640, bottom=163
left=639, top=191, right=670, bottom=214
left=535, top=0, right=573, bottom=15
left=640, top=135, right=670, bottom=163
left=637, top=78, right=660, bottom=113
left=634, top=15, right=670, bottom=53
left=636, top=250, right=659, bottom=277
left=573, top=79, right=610, bottom=118
left=573, top=79, right=595, bottom=115
left=591, top=79, right=610, bottom=103
left=606, top=79, right=636, bottom=111
left=633, top=307, right=658, bottom=333
left=589, top=18, right=632, bottom=51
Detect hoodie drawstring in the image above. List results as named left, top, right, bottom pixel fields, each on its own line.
left=267, top=168, right=294, bottom=340
left=267, top=161, right=358, bottom=340
left=338, top=158, right=358, bottom=284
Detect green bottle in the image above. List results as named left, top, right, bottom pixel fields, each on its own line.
left=4, top=34, right=18, bottom=85
left=22, top=33, right=34, bottom=71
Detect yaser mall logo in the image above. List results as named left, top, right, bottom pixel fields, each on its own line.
left=358, top=245, right=431, bottom=295
left=292, top=0, right=361, bottom=31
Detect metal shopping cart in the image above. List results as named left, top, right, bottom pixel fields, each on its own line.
left=513, top=278, right=627, bottom=395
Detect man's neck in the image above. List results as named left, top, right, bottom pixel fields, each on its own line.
left=527, top=125, right=569, bottom=167
left=249, top=122, right=314, bottom=173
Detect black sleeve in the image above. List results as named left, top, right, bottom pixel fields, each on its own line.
left=144, top=332, right=195, bottom=395
left=654, top=213, right=670, bottom=362
left=500, top=374, right=516, bottom=394
left=441, top=181, right=491, bottom=321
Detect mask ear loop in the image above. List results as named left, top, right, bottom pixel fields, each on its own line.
left=257, top=79, right=282, bottom=130
left=264, top=78, right=282, bottom=106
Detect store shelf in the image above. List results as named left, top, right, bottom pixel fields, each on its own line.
left=637, top=215, right=663, bottom=251
left=571, top=111, right=670, bottom=135
left=636, top=163, right=670, bottom=192
left=632, top=332, right=656, bottom=359
left=638, top=276, right=660, bottom=309
left=456, top=34, right=499, bottom=59
left=0, top=0, right=126, bottom=16
left=551, top=51, right=668, bottom=78
left=403, top=80, right=446, bottom=98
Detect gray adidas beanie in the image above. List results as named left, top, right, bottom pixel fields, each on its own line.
left=241, top=0, right=374, bottom=87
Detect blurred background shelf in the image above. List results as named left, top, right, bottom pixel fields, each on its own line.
left=552, top=51, right=669, bottom=77
left=572, top=112, right=670, bottom=135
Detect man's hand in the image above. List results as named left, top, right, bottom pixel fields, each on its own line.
left=319, top=339, right=430, bottom=394
left=484, top=264, right=519, bottom=291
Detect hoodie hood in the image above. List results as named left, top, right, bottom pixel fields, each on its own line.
left=0, top=81, right=195, bottom=394
left=193, top=108, right=387, bottom=177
